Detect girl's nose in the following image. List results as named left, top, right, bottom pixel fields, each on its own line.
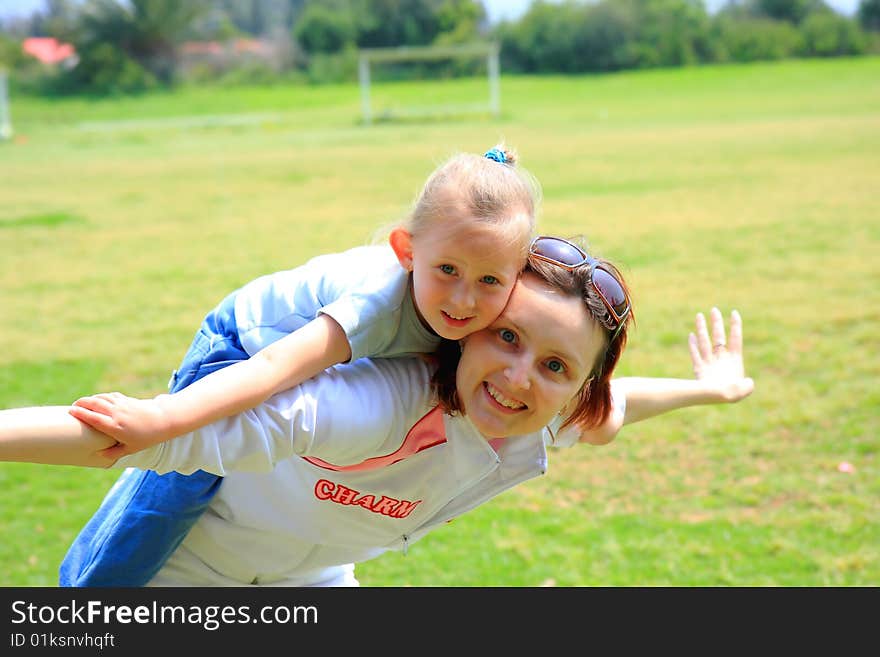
left=452, top=283, right=475, bottom=311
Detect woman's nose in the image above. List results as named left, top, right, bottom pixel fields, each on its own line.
left=503, top=357, right=531, bottom=390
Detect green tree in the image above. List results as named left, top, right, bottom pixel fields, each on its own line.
left=433, top=0, right=487, bottom=44
left=354, top=0, right=446, bottom=47
left=294, top=2, right=357, bottom=53
left=65, top=0, right=210, bottom=92
left=627, top=0, right=718, bottom=67
left=33, top=0, right=80, bottom=41
left=749, top=0, right=830, bottom=24
left=0, top=34, right=28, bottom=70
left=500, top=0, right=716, bottom=74
left=214, top=0, right=305, bottom=36
left=712, top=14, right=802, bottom=61
left=498, top=0, right=591, bottom=73
left=292, top=0, right=485, bottom=53
left=63, top=40, right=158, bottom=95
left=575, top=1, right=641, bottom=71
left=858, top=0, right=880, bottom=30
left=798, top=12, right=867, bottom=55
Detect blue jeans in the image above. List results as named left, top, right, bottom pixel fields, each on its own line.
left=59, top=292, right=245, bottom=586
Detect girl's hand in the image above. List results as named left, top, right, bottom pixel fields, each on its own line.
left=68, top=393, right=174, bottom=458
left=688, top=308, right=755, bottom=403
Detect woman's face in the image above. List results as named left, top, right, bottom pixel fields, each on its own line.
left=456, top=272, right=605, bottom=438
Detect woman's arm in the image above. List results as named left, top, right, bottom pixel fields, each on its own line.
left=577, top=308, right=754, bottom=444
left=618, top=307, right=753, bottom=425
left=68, top=314, right=352, bottom=458
left=0, top=406, right=118, bottom=468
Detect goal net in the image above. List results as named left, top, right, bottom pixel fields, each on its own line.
left=357, top=42, right=500, bottom=124
left=0, top=70, right=11, bottom=140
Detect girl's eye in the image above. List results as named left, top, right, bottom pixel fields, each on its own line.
left=546, top=359, right=566, bottom=374
left=499, top=329, right=517, bottom=344
left=439, top=264, right=455, bottom=275
left=481, top=275, right=499, bottom=285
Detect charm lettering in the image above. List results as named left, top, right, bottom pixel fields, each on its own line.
left=314, top=479, right=421, bottom=518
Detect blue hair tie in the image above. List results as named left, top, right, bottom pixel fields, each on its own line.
left=484, top=148, right=507, bottom=164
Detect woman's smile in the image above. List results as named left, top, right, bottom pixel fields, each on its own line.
left=483, top=382, right=527, bottom=412
left=457, top=272, right=602, bottom=439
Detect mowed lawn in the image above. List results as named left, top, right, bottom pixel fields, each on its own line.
left=1, top=57, right=878, bottom=586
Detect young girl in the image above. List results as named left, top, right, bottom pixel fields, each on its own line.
left=59, top=145, right=543, bottom=586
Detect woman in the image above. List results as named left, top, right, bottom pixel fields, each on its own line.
left=0, top=238, right=753, bottom=586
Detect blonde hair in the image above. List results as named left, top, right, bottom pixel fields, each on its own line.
left=400, top=144, right=542, bottom=259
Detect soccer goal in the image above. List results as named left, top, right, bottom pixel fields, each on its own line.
left=357, top=42, right=500, bottom=125
left=0, top=70, right=12, bottom=140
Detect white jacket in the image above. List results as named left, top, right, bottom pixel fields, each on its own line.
left=117, top=357, right=560, bottom=586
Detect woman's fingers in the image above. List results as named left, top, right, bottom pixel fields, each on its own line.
left=710, top=307, right=727, bottom=352
left=688, top=332, right=703, bottom=372
left=728, top=309, right=743, bottom=354
left=695, top=311, right=712, bottom=360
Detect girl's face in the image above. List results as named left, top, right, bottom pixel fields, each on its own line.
left=392, top=217, right=529, bottom=341
left=455, top=272, right=604, bottom=439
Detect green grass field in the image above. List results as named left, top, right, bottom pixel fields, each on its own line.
left=1, top=57, right=878, bottom=586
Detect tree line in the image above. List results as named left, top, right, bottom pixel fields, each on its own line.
left=1, top=0, right=878, bottom=95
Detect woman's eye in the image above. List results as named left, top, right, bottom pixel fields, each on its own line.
left=547, top=359, right=566, bottom=374
left=439, top=264, right=455, bottom=275
left=481, top=275, right=499, bottom=285
left=500, top=329, right=516, bottom=344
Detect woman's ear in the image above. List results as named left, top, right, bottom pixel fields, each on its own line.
left=558, top=399, right=574, bottom=420
left=561, top=376, right=594, bottom=416
left=389, top=228, right=414, bottom=271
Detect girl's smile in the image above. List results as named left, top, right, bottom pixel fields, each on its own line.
left=391, top=217, right=529, bottom=341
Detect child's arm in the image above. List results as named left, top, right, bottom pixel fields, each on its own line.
left=576, top=308, right=754, bottom=445
left=0, top=407, right=118, bottom=468
left=69, top=314, right=351, bottom=457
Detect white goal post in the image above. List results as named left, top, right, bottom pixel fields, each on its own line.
left=0, top=70, right=12, bottom=140
left=357, top=42, right=500, bottom=125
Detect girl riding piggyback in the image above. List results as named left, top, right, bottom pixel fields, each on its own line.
left=61, top=145, right=542, bottom=586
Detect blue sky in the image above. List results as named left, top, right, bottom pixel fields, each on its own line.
left=1, top=0, right=46, bottom=20
left=0, top=0, right=862, bottom=22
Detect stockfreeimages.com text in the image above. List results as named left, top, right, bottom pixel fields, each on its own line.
left=11, top=599, right=317, bottom=631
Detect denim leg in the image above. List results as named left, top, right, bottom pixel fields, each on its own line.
left=60, top=292, right=247, bottom=586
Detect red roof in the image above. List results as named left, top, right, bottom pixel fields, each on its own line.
left=22, top=37, right=76, bottom=64
left=180, top=41, right=224, bottom=55
left=179, top=39, right=274, bottom=56
left=233, top=38, right=271, bottom=55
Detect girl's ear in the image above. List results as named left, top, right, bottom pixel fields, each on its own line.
left=389, top=228, right=414, bottom=271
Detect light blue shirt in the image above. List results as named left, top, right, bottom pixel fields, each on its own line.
left=233, top=244, right=441, bottom=361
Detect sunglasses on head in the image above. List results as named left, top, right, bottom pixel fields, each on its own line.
left=528, top=236, right=631, bottom=339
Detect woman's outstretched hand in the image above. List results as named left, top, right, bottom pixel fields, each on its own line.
left=688, top=307, right=755, bottom=403
left=68, top=392, right=174, bottom=459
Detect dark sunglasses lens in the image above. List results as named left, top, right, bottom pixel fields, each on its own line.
left=593, top=267, right=629, bottom=316
left=532, top=238, right=585, bottom=266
